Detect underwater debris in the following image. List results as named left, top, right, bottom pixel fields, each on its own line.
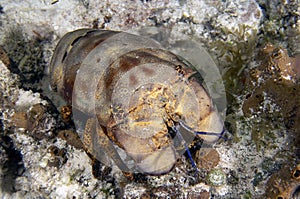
left=47, top=145, right=68, bottom=168
left=60, top=105, right=72, bottom=123
left=10, top=103, right=56, bottom=140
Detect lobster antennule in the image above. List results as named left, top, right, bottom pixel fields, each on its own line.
left=178, top=120, right=227, bottom=141
left=171, top=123, right=199, bottom=173
left=195, top=129, right=228, bottom=141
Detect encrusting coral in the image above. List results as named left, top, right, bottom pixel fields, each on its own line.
left=265, top=163, right=300, bottom=199
left=243, top=43, right=300, bottom=145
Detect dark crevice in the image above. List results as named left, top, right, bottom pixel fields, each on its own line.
left=0, top=135, right=25, bottom=193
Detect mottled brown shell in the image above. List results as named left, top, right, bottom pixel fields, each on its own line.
left=50, top=29, right=224, bottom=174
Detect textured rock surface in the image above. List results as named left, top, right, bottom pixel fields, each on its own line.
left=0, top=0, right=299, bottom=198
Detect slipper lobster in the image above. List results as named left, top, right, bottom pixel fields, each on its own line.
left=50, top=28, right=225, bottom=175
